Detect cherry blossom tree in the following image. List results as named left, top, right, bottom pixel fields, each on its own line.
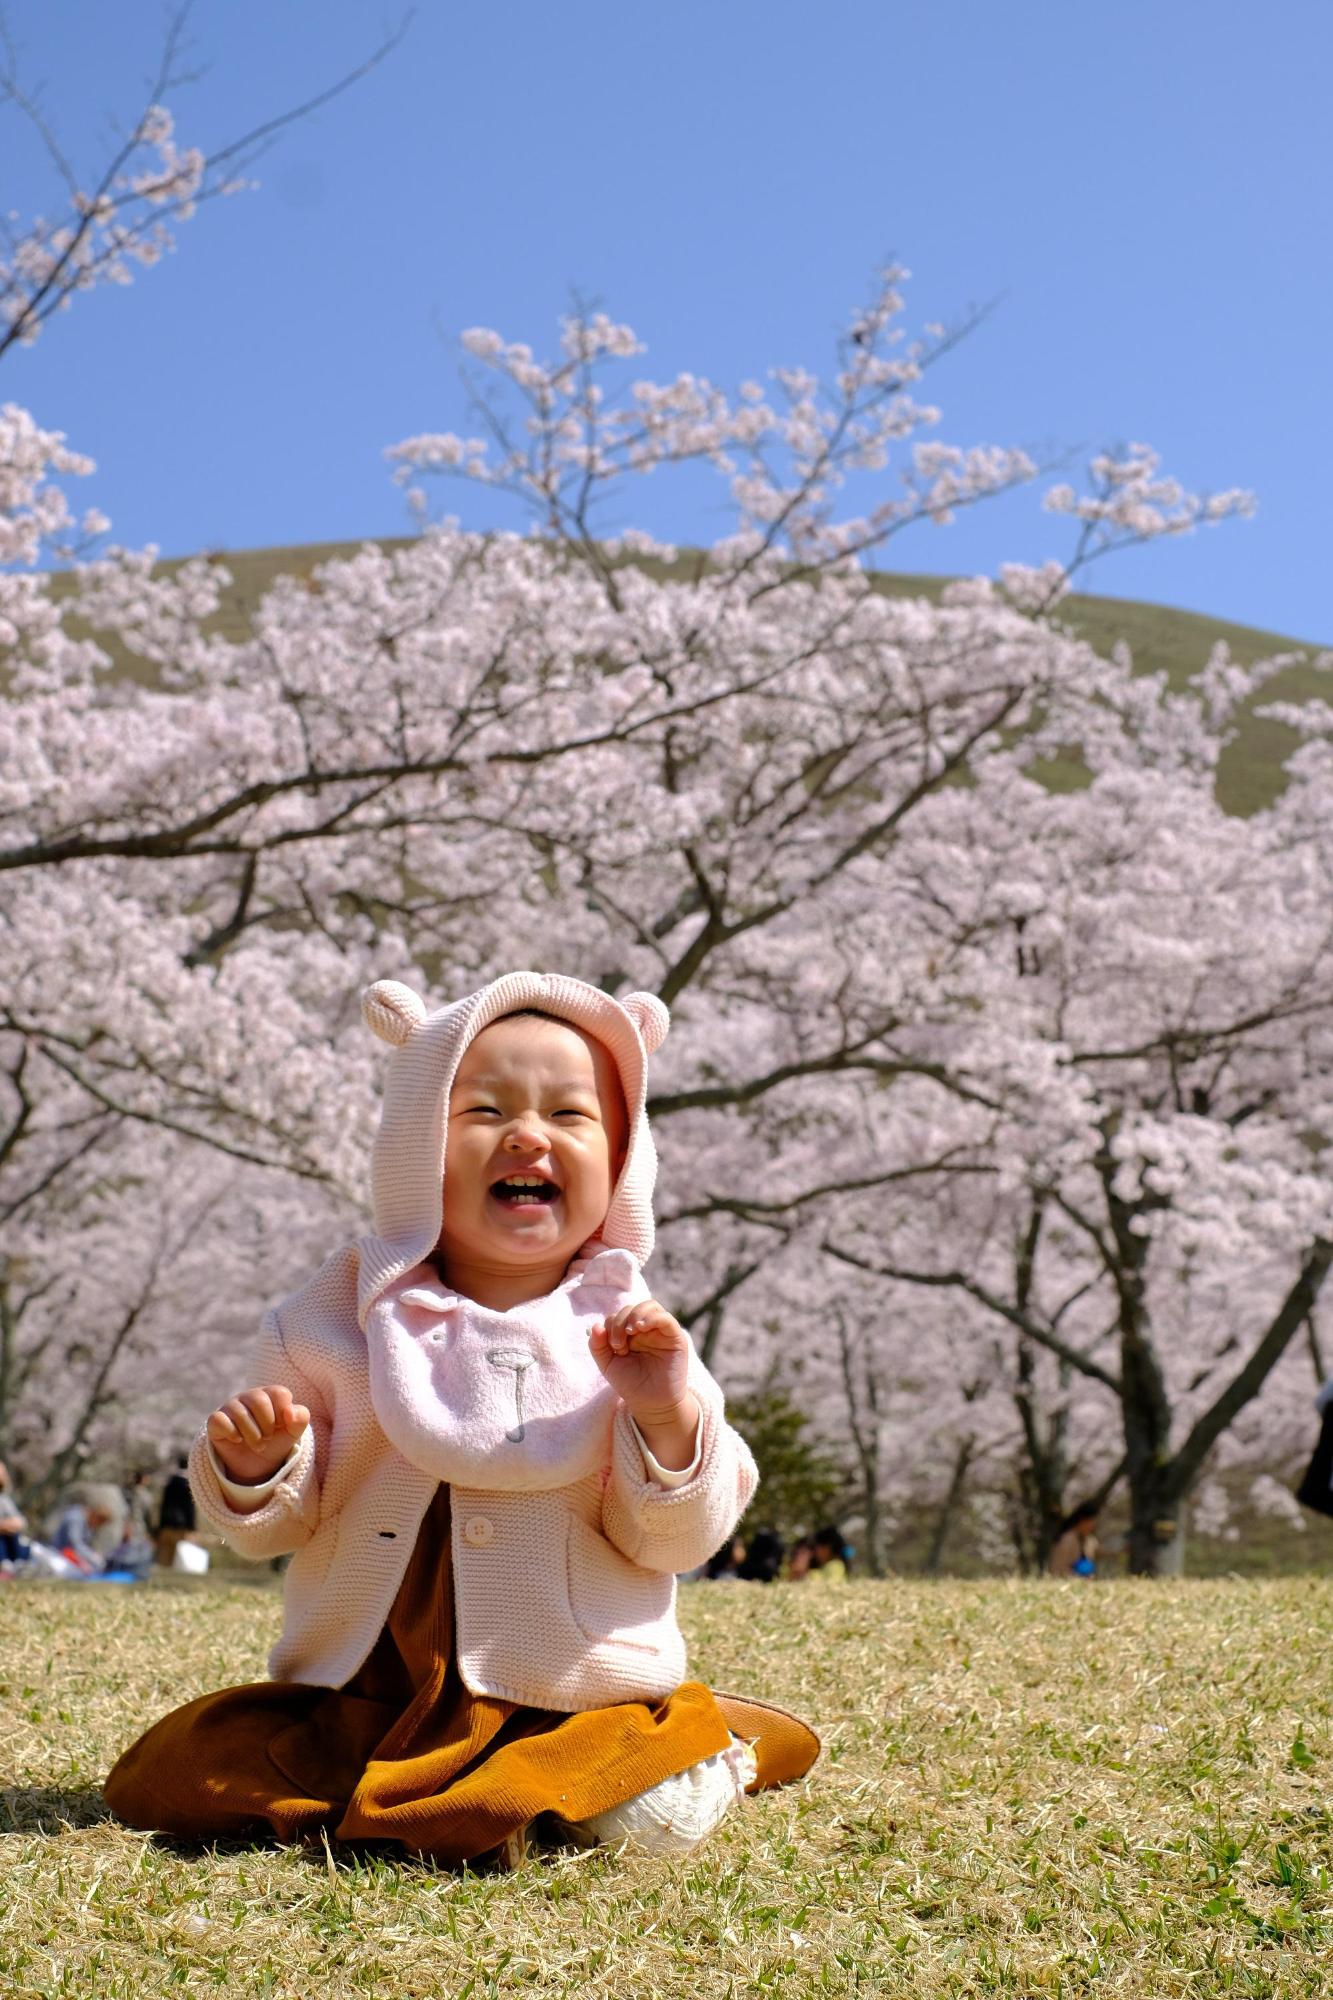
left=0, top=1120, right=354, bottom=1513
left=3, top=68, right=1324, bottom=1569
left=0, top=3, right=410, bottom=1497
left=811, top=722, right=1333, bottom=1572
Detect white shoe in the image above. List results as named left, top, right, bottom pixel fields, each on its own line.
left=575, top=1736, right=757, bottom=1856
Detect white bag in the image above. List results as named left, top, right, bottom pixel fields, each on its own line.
left=22, top=1541, right=79, bottom=1577
left=171, top=1538, right=210, bottom=1574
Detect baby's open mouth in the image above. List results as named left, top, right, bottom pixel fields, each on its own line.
left=490, top=1175, right=560, bottom=1207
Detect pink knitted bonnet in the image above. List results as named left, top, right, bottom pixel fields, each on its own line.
left=354, top=970, right=670, bottom=1325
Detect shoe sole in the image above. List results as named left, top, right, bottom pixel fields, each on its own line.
left=711, top=1690, right=822, bottom=1791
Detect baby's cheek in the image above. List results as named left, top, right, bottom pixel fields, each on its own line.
left=440, top=1157, right=478, bottom=1214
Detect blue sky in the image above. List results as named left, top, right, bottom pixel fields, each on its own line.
left=5, top=0, right=1330, bottom=642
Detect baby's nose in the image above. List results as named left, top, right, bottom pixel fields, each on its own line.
left=503, top=1121, right=545, bottom=1150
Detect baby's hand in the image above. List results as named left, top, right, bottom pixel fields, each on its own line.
left=589, top=1299, right=693, bottom=1430
left=206, top=1384, right=309, bottom=1486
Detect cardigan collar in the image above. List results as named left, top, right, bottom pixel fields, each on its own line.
left=394, top=1242, right=637, bottom=1317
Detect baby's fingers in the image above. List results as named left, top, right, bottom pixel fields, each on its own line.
left=597, top=1309, right=641, bottom=1355
left=208, top=1389, right=281, bottom=1447
left=207, top=1402, right=265, bottom=1449
left=267, top=1386, right=310, bottom=1437
left=205, top=1406, right=242, bottom=1446
left=612, top=1304, right=680, bottom=1350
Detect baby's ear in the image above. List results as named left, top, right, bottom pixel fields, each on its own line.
left=620, top=991, right=669, bottom=1054
left=362, top=980, right=427, bottom=1048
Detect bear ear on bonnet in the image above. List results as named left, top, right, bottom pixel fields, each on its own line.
left=620, top=991, right=670, bottom=1054
left=362, top=980, right=428, bottom=1048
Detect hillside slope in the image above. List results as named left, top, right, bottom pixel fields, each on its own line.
left=61, top=536, right=1333, bottom=815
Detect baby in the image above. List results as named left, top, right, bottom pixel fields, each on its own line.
left=105, top=971, right=818, bottom=1866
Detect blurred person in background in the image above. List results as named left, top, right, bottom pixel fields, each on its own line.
left=109, top=1469, right=158, bottom=1578
left=155, top=1452, right=196, bottom=1568
left=808, top=1524, right=851, bottom=1583
left=737, top=1527, right=784, bottom=1582
left=1048, top=1501, right=1100, bottom=1578
left=0, top=1459, right=30, bottom=1569
left=50, top=1485, right=119, bottom=1574
left=125, top=1468, right=156, bottom=1541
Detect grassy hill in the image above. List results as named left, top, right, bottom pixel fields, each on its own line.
left=63, top=536, right=1330, bottom=818
left=7, top=1573, right=1332, bottom=1997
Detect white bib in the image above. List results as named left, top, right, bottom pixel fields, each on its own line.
left=364, top=1246, right=644, bottom=1492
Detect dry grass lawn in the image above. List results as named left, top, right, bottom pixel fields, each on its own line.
left=2, top=1573, right=1331, bottom=1998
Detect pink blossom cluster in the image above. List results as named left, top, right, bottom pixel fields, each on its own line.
left=386, top=269, right=1039, bottom=569
left=0, top=105, right=224, bottom=353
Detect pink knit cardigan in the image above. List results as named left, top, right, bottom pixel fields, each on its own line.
left=189, top=971, right=758, bottom=1709
left=190, top=1241, right=758, bottom=1709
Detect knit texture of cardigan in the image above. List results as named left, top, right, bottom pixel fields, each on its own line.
left=190, top=970, right=760, bottom=1708
left=190, top=1240, right=758, bottom=1705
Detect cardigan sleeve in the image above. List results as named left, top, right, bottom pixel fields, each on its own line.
left=599, top=1342, right=757, bottom=1575
left=187, top=1306, right=329, bottom=1561
left=631, top=1413, right=702, bottom=1488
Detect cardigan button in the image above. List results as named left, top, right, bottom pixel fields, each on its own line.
left=463, top=1515, right=495, bottom=1547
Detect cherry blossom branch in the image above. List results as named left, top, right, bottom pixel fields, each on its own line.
left=820, top=1237, right=1124, bottom=1395
left=0, top=1117, right=113, bottom=1228
left=672, top=1255, right=770, bottom=1368
left=0, top=3, right=412, bottom=358
left=660, top=1154, right=994, bottom=1228
left=16, top=1031, right=334, bottom=1183
left=1169, top=1237, right=1333, bottom=1497
left=650, top=1048, right=1006, bottom=1119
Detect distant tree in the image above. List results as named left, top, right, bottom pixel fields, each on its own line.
left=819, top=749, right=1333, bottom=1573
left=726, top=1366, right=847, bottom=1552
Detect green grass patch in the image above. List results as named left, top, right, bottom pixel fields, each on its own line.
left=2, top=1575, right=1331, bottom=1996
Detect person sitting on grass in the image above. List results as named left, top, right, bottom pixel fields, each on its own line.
left=807, top=1524, right=852, bottom=1583
left=51, top=1487, right=116, bottom=1574
left=104, top=973, right=820, bottom=1868
left=1048, top=1501, right=1100, bottom=1578
left=154, top=1453, right=196, bottom=1569
left=0, top=1459, right=30, bottom=1570
left=737, top=1527, right=785, bottom=1583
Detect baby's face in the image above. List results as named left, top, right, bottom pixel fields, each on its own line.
left=439, top=1015, right=628, bottom=1278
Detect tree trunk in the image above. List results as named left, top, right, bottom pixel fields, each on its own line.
left=834, top=1309, right=886, bottom=1577
left=1009, top=1204, right=1070, bottom=1572
left=924, top=1437, right=973, bottom=1575
left=1120, top=1360, right=1182, bottom=1577
left=860, top=1461, right=884, bottom=1579
left=1126, top=1472, right=1186, bottom=1576
left=1128, top=1237, right=1333, bottom=1574
left=1012, top=1344, right=1070, bottom=1572
left=0, top=1276, right=13, bottom=1467
left=1102, top=1164, right=1179, bottom=1576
